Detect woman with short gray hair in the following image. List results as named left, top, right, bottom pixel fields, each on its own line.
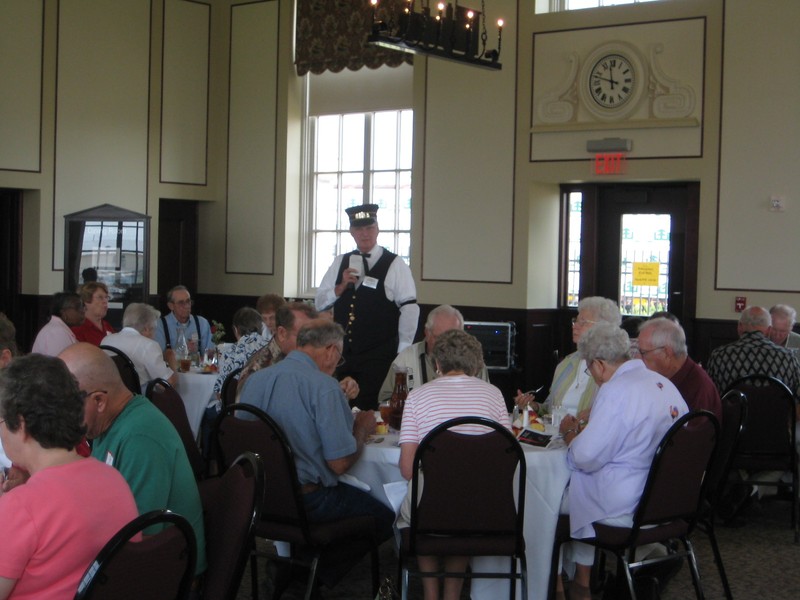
left=398, top=329, right=511, bottom=600
left=516, top=296, right=622, bottom=420
left=554, top=322, right=688, bottom=599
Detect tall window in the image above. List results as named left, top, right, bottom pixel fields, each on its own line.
left=537, top=0, right=659, bottom=13
left=308, top=110, right=413, bottom=289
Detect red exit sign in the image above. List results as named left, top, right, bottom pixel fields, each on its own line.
left=593, top=152, right=628, bottom=175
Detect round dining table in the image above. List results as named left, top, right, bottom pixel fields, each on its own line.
left=347, top=428, right=571, bottom=600
left=175, top=369, right=217, bottom=439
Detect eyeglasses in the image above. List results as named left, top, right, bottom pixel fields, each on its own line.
left=171, top=298, right=193, bottom=306
left=638, top=346, right=666, bottom=357
left=583, top=359, right=595, bottom=376
left=65, top=304, right=85, bottom=312
left=332, top=346, right=346, bottom=368
left=80, top=389, right=108, bottom=400
left=572, top=318, right=597, bottom=327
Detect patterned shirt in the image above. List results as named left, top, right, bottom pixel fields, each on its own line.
left=706, top=330, right=800, bottom=396
left=212, top=331, right=268, bottom=396
left=235, top=337, right=284, bottom=398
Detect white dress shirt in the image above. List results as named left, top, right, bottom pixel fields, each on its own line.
left=315, top=245, right=419, bottom=352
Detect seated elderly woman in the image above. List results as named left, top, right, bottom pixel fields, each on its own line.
left=516, top=296, right=622, bottom=422
left=0, top=354, right=139, bottom=599
left=398, top=329, right=511, bottom=600
left=554, top=322, right=688, bottom=600
left=212, top=306, right=268, bottom=400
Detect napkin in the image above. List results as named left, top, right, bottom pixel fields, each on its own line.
left=338, top=473, right=371, bottom=492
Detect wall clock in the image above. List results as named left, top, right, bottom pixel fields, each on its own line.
left=579, top=42, right=645, bottom=121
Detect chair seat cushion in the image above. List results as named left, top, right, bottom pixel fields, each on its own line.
left=590, top=519, right=689, bottom=549
left=400, top=527, right=523, bottom=556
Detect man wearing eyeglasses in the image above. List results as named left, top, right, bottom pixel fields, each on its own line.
left=637, top=317, right=721, bottom=421
left=239, top=318, right=394, bottom=591
left=154, top=285, right=212, bottom=358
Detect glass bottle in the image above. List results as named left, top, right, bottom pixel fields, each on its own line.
left=389, top=366, right=408, bottom=430
left=175, top=326, right=188, bottom=358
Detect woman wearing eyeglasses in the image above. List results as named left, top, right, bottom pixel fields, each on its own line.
left=515, top=297, right=622, bottom=421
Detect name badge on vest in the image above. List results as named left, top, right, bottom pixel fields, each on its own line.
left=105, top=451, right=115, bottom=467
left=363, top=276, right=379, bottom=289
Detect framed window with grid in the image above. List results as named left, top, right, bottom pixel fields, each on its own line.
left=306, top=109, right=413, bottom=291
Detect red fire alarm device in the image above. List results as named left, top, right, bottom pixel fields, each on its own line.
left=734, top=297, right=747, bottom=312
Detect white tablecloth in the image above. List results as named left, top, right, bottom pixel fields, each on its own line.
left=348, top=432, right=570, bottom=600
left=175, top=371, right=216, bottom=438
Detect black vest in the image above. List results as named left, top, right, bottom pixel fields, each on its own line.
left=333, top=249, right=400, bottom=355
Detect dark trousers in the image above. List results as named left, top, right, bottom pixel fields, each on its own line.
left=338, top=345, right=395, bottom=411
left=300, top=482, right=395, bottom=587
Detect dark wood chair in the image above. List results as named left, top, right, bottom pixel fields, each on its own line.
left=211, top=402, right=381, bottom=600
left=145, top=378, right=206, bottom=480
left=553, top=410, right=719, bottom=600
left=220, top=366, right=243, bottom=407
left=399, top=417, right=528, bottom=600
left=100, top=345, right=141, bottom=395
left=199, top=451, right=264, bottom=600
left=725, top=374, right=798, bottom=543
left=74, top=509, right=196, bottom=600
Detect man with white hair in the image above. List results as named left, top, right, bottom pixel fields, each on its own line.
left=102, top=302, right=177, bottom=391
left=638, top=317, right=721, bottom=421
left=769, top=304, right=800, bottom=350
left=706, top=306, right=800, bottom=395
left=377, top=304, right=489, bottom=403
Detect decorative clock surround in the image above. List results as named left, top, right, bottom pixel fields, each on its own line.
left=534, top=40, right=697, bottom=127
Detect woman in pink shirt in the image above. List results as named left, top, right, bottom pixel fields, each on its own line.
left=0, top=354, right=139, bottom=600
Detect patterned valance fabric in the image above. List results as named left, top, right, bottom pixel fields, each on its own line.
left=295, top=0, right=412, bottom=75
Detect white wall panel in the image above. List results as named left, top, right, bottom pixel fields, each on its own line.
left=226, top=1, right=278, bottom=274
left=161, top=0, right=210, bottom=184
left=716, top=0, right=800, bottom=291
left=421, top=0, right=516, bottom=283
left=54, top=0, right=150, bottom=269
left=0, top=0, right=43, bottom=171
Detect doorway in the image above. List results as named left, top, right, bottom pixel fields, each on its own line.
left=0, top=189, right=22, bottom=318
left=157, top=199, right=199, bottom=312
left=561, top=182, right=698, bottom=336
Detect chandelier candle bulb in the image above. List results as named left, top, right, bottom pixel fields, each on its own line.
left=497, top=18, right=503, bottom=54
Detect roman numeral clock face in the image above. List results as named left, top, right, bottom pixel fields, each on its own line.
left=589, top=54, right=635, bottom=108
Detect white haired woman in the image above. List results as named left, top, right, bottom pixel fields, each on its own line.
left=516, top=296, right=622, bottom=421
left=555, top=322, right=688, bottom=600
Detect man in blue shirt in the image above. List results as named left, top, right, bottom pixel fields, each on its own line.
left=239, top=318, right=394, bottom=589
left=154, top=285, right=212, bottom=357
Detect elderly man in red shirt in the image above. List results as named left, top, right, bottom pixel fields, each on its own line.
left=637, top=317, right=721, bottom=422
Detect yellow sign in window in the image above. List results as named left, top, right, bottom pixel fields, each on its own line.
left=633, top=262, right=660, bottom=287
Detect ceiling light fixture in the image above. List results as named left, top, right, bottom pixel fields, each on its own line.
left=367, top=0, right=503, bottom=70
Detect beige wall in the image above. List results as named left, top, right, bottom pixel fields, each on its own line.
left=2, top=0, right=800, bottom=322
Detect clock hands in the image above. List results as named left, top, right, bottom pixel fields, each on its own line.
left=592, top=74, right=619, bottom=89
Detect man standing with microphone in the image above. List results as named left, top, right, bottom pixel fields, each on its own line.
left=315, top=204, right=419, bottom=410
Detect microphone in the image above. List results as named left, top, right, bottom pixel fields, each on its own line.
left=347, top=255, right=362, bottom=289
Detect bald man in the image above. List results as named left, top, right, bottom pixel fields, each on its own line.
left=58, top=343, right=207, bottom=576
left=706, top=306, right=800, bottom=395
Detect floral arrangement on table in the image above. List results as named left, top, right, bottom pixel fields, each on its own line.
left=211, top=320, right=227, bottom=345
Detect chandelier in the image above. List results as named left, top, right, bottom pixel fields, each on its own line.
left=367, top=0, right=504, bottom=70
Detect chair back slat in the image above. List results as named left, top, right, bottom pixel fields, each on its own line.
left=704, top=389, right=747, bottom=506
left=100, top=345, right=141, bottom=395
left=145, top=378, right=205, bottom=480
left=74, top=510, right=196, bottom=600
left=200, top=452, right=264, bottom=600
left=220, top=366, right=243, bottom=407
left=634, top=410, right=719, bottom=530
left=213, top=404, right=309, bottom=532
left=727, top=375, right=795, bottom=461
left=410, top=417, right=526, bottom=547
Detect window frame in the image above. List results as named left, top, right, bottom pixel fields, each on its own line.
left=299, top=106, right=413, bottom=296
